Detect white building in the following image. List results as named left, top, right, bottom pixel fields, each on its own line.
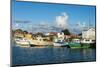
left=82, top=28, right=95, bottom=40
left=57, top=32, right=65, bottom=40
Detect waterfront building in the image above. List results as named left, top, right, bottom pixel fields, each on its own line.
left=24, top=33, right=33, bottom=39
left=45, top=32, right=57, bottom=36
left=82, top=28, right=95, bottom=40
left=57, top=32, right=64, bottom=40
left=64, top=35, right=71, bottom=39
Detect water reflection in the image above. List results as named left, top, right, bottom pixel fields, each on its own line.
left=12, top=46, right=96, bottom=66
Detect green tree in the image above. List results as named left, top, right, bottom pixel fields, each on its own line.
left=61, top=29, right=71, bottom=35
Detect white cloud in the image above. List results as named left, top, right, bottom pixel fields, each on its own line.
left=76, top=22, right=86, bottom=29
left=15, top=23, right=19, bottom=28
left=55, top=12, right=69, bottom=29
left=70, top=22, right=86, bottom=34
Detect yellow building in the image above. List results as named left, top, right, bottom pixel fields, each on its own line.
left=25, top=33, right=33, bottom=39
left=14, top=29, right=24, bottom=38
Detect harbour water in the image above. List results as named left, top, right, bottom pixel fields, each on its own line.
left=12, top=43, right=96, bottom=66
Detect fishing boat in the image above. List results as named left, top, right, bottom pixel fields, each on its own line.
left=29, top=36, right=53, bottom=47
left=29, top=40, right=53, bottom=47
left=68, top=39, right=81, bottom=48
left=80, top=39, right=96, bottom=48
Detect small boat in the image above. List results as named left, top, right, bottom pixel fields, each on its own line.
left=53, top=39, right=68, bottom=47
left=14, top=37, right=30, bottom=47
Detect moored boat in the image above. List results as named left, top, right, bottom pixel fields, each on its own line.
left=80, top=39, right=96, bottom=48
left=68, top=39, right=81, bottom=48
left=14, top=37, right=30, bottom=47
left=29, top=40, right=53, bottom=47
left=53, top=39, right=68, bottom=47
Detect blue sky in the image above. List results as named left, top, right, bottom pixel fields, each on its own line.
left=12, top=1, right=96, bottom=34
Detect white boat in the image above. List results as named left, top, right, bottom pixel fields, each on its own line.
left=14, top=37, right=30, bottom=47
left=53, top=39, right=68, bottom=47
left=72, top=39, right=80, bottom=43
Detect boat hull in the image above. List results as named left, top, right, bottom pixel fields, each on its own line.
left=53, top=43, right=68, bottom=47
left=69, top=43, right=81, bottom=48
left=80, top=43, right=96, bottom=48
left=15, top=41, right=30, bottom=47
left=29, top=40, right=53, bottom=46
left=14, top=38, right=30, bottom=47
left=68, top=43, right=95, bottom=48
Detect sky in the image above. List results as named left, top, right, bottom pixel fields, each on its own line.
left=12, top=0, right=96, bottom=34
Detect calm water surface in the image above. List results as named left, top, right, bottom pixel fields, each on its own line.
left=12, top=43, right=96, bottom=66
